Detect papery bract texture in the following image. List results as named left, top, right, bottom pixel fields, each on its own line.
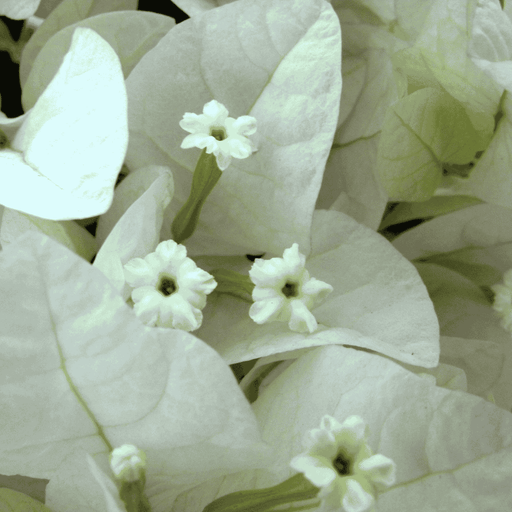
left=0, top=232, right=271, bottom=512
left=125, top=0, right=342, bottom=256
left=197, top=210, right=439, bottom=368
left=172, top=345, right=512, bottom=511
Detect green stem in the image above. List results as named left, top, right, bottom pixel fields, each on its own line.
left=202, top=474, right=319, bottom=512
left=172, top=149, right=222, bottom=244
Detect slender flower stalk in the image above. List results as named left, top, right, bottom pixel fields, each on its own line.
left=172, top=100, right=257, bottom=243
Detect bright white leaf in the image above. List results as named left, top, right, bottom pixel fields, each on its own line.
left=126, top=0, right=342, bottom=257
left=0, top=231, right=272, bottom=512
left=22, top=10, right=175, bottom=110
left=196, top=210, right=439, bottom=368
left=0, top=28, right=128, bottom=220
left=19, top=0, right=138, bottom=86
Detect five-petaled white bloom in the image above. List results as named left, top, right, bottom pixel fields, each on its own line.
left=491, top=268, right=512, bottom=334
left=248, top=243, right=333, bottom=333
left=124, top=240, right=217, bottom=331
left=180, top=99, right=257, bottom=170
left=290, top=415, right=396, bottom=512
left=110, top=444, right=147, bottom=483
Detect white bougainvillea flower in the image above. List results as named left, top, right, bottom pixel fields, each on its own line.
left=248, top=243, right=333, bottom=333
left=290, top=415, right=396, bottom=512
left=180, top=99, right=257, bottom=171
left=110, top=444, right=147, bottom=483
left=491, top=268, right=512, bottom=334
left=124, top=240, right=217, bottom=331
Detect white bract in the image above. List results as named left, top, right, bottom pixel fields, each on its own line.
left=0, top=27, right=128, bottom=220
left=110, top=444, right=147, bottom=483
left=124, top=240, right=217, bottom=331
left=180, top=99, right=257, bottom=170
left=290, top=415, right=396, bottom=512
left=248, top=243, right=333, bottom=333
left=492, top=268, right=512, bottom=334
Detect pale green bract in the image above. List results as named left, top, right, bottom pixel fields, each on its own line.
left=0, top=488, right=54, bottom=512
left=377, top=88, right=492, bottom=201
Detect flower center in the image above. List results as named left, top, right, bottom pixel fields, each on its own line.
left=210, top=126, right=227, bottom=141
left=157, top=273, right=178, bottom=296
left=333, top=451, right=351, bottom=476
left=281, top=281, right=299, bottom=298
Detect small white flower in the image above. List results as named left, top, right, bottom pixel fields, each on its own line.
left=180, top=99, right=257, bottom=170
left=248, top=243, right=333, bottom=333
left=290, top=415, right=396, bottom=512
left=124, top=240, right=217, bottom=331
left=492, top=269, right=512, bottom=334
left=110, top=444, right=147, bottom=483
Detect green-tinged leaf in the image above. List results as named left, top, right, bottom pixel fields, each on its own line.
left=391, top=0, right=502, bottom=124
left=423, top=254, right=503, bottom=286
left=379, top=195, right=483, bottom=230
left=377, top=87, right=491, bottom=201
left=19, top=0, right=137, bottom=87
left=0, top=232, right=272, bottom=512
left=126, top=0, right=342, bottom=257
left=22, top=10, right=174, bottom=110
left=93, top=166, right=174, bottom=299
left=0, top=474, right=48, bottom=508
left=448, top=92, right=512, bottom=209
left=196, top=210, right=439, bottom=368
left=202, top=474, right=318, bottom=512
left=392, top=203, right=512, bottom=260
left=0, top=28, right=128, bottom=221
left=0, top=488, right=54, bottom=512
left=0, top=207, right=97, bottom=262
